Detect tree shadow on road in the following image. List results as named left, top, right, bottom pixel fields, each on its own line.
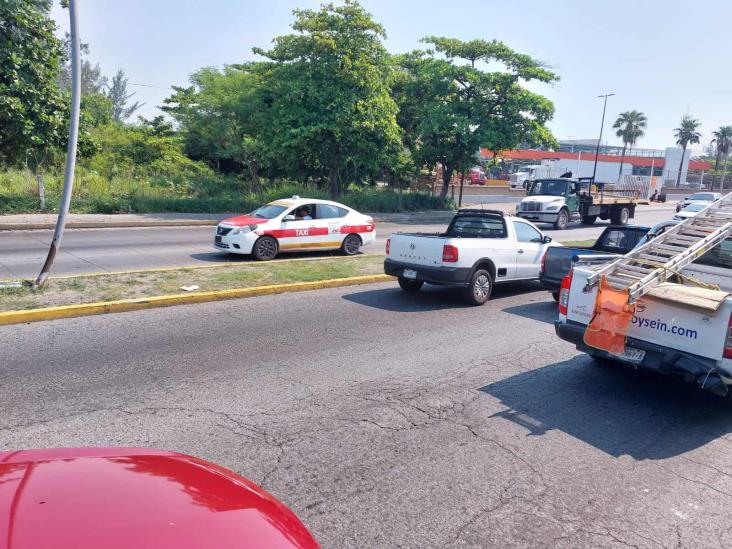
left=480, top=355, right=732, bottom=460
left=342, top=280, right=543, bottom=313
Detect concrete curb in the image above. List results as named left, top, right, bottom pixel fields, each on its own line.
left=0, top=210, right=459, bottom=231
left=0, top=220, right=219, bottom=231
left=0, top=274, right=394, bottom=326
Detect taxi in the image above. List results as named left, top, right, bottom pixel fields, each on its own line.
left=214, top=196, right=376, bottom=260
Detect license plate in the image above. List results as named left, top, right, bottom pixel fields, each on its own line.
left=215, top=236, right=222, bottom=244
left=403, top=269, right=417, bottom=280
left=611, top=348, right=645, bottom=363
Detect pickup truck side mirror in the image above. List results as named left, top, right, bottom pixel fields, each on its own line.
left=543, top=235, right=552, bottom=244
left=283, top=214, right=296, bottom=221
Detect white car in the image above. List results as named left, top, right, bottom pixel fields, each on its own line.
left=214, top=196, right=376, bottom=260
left=384, top=209, right=559, bottom=305
left=675, top=192, right=720, bottom=212
left=673, top=202, right=708, bottom=220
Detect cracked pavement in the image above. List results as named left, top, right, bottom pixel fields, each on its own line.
left=3, top=281, right=732, bottom=547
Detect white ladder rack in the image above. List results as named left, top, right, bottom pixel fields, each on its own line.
left=585, top=192, right=732, bottom=303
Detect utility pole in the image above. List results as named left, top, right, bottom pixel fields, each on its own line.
left=34, top=0, right=81, bottom=289
left=591, top=93, right=614, bottom=183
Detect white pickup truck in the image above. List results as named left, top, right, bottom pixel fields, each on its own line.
left=384, top=209, right=559, bottom=305
left=555, top=240, right=732, bottom=395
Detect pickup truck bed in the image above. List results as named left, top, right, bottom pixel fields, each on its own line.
left=539, top=225, right=650, bottom=296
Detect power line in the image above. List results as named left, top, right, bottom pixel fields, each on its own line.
left=128, top=82, right=172, bottom=90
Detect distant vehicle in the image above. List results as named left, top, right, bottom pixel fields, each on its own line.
left=469, top=166, right=487, bottom=185
left=215, top=196, right=375, bottom=260
left=674, top=202, right=708, bottom=220
left=539, top=225, right=651, bottom=300
left=509, top=164, right=565, bottom=189
left=516, top=178, right=646, bottom=230
left=384, top=209, right=558, bottom=305
left=675, top=192, right=721, bottom=212
left=0, top=447, right=319, bottom=548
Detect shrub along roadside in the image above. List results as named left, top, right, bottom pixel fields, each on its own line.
left=0, top=170, right=453, bottom=214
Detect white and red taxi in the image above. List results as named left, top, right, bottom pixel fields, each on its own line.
left=214, top=196, right=376, bottom=260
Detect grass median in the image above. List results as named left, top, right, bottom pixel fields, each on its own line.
left=0, top=255, right=385, bottom=312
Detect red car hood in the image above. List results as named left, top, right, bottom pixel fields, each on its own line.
left=220, top=215, right=270, bottom=227
left=0, top=447, right=318, bottom=549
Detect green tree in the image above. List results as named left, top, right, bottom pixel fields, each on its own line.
left=57, top=33, right=107, bottom=94
left=612, top=110, right=647, bottom=178
left=163, top=65, right=267, bottom=195
left=711, top=126, right=732, bottom=190
left=395, top=38, right=557, bottom=198
left=0, top=0, right=65, bottom=167
left=107, top=69, right=143, bottom=122
left=674, top=115, right=702, bottom=188
left=252, top=0, right=402, bottom=199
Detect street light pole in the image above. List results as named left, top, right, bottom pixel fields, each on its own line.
left=34, top=0, right=81, bottom=289
left=591, top=93, right=614, bottom=183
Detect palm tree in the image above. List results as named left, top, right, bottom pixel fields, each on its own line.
left=613, top=110, right=647, bottom=178
left=673, top=115, right=702, bottom=188
left=711, top=126, right=732, bottom=190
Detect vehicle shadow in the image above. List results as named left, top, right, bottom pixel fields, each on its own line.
left=480, top=355, right=732, bottom=459
left=501, top=300, right=558, bottom=325
left=342, top=280, right=543, bottom=313
left=189, top=250, right=346, bottom=263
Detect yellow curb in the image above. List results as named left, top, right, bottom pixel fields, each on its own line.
left=0, top=274, right=394, bottom=326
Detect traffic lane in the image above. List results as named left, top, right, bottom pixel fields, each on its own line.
left=0, top=205, right=676, bottom=279
left=2, top=283, right=732, bottom=547
left=0, top=222, right=441, bottom=278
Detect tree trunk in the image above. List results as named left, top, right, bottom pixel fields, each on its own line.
left=245, top=161, right=264, bottom=202
left=617, top=143, right=627, bottom=180
left=36, top=173, right=46, bottom=211
left=712, top=150, right=722, bottom=191
left=675, top=144, right=686, bottom=188
left=329, top=165, right=340, bottom=200
left=440, top=163, right=453, bottom=199
left=458, top=171, right=465, bottom=208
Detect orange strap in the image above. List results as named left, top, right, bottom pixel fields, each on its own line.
left=583, top=275, right=636, bottom=355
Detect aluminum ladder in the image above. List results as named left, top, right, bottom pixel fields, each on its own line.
left=585, top=192, right=732, bottom=303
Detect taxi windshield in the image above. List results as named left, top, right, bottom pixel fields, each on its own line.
left=527, top=179, right=568, bottom=197
left=250, top=204, right=288, bottom=219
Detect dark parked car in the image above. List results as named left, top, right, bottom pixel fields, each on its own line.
left=539, top=225, right=651, bottom=300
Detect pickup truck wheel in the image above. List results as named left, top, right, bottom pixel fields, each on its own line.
left=252, top=236, right=278, bottom=261
left=581, top=215, right=597, bottom=225
left=464, top=269, right=493, bottom=306
left=551, top=291, right=560, bottom=302
left=398, top=277, right=423, bottom=292
left=554, top=209, right=569, bottom=230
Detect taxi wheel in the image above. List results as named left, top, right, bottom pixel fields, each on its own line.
left=341, top=234, right=361, bottom=256
left=253, top=236, right=278, bottom=261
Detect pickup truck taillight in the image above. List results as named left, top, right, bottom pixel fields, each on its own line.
left=724, top=312, right=732, bottom=359
left=385, top=238, right=390, bottom=255
left=442, top=244, right=459, bottom=263
left=558, top=269, right=573, bottom=315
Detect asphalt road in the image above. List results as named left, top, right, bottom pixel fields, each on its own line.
left=3, top=282, right=732, bottom=547
left=0, top=204, right=676, bottom=278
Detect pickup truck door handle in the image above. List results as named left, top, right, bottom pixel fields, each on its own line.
left=517, top=249, right=524, bottom=254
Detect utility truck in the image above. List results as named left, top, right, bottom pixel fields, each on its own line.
left=555, top=192, right=732, bottom=396
left=516, top=178, right=649, bottom=230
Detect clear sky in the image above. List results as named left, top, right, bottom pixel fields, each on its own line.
left=50, top=0, right=730, bottom=153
